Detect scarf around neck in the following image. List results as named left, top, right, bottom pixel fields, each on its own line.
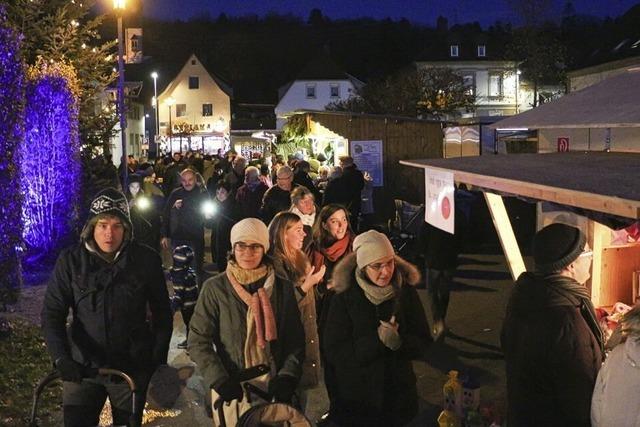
left=226, top=260, right=269, bottom=285
left=226, top=262, right=277, bottom=348
left=322, top=233, right=353, bottom=262
left=355, top=267, right=396, bottom=306
left=290, top=206, right=316, bottom=227
left=543, top=273, right=605, bottom=354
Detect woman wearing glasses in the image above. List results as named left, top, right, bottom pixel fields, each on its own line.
left=322, top=230, right=431, bottom=427
left=188, top=218, right=305, bottom=425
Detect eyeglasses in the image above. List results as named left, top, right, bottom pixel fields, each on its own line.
left=578, top=250, right=593, bottom=259
left=367, top=259, right=395, bottom=272
left=234, top=242, right=263, bottom=253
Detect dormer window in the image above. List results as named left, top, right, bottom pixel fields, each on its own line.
left=477, top=45, right=486, bottom=57
left=306, top=84, right=316, bottom=99
left=450, top=45, right=459, bottom=57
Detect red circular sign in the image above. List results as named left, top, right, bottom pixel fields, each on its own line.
left=441, top=196, right=451, bottom=219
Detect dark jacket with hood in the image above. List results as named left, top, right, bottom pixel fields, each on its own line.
left=501, top=272, right=604, bottom=427
left=42, top=218, right=173, bottom=376
left=323, top=253, right=431, bottom=427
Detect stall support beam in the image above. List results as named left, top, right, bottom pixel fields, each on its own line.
left=484, top=192, right=527, bottom=280
left=590, top=221, right=609, bottom=307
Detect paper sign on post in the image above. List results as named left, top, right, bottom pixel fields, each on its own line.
left=424, top=167, right=455, bottom=234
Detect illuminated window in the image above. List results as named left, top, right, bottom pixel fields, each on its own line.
left=462, top=73, right=475, bottom=96
left=488, top=73, right=503, bottom=97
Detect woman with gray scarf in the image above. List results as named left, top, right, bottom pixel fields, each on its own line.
left=322, top=230, right=431, bottom=427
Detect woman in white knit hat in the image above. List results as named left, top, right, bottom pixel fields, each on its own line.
left=322, top=230, right=431, bottom=427
left=188, top=218, right=305, bottom=425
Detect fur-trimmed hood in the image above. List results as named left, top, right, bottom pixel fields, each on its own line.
left=331, top=252, right=421, bottom=294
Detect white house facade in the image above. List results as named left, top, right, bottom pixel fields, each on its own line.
left=275, top=54, right=364, bottom=129
left=416, top=59, right=563, bottom=118
left=157, top=54, right=232, bottom=154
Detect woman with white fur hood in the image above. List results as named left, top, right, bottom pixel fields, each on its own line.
left=592, top=304, right=640, bottom=426
left=322, top=230, right=432, bottom=427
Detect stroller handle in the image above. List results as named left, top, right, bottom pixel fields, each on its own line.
left=212, top=364, right=271, bottom=427
left=29, top=368, right=138, bottom=427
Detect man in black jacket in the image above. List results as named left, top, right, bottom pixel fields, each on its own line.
left=161, top=168, right=211, bottom=285
left=501, top=223, right=604, bottom=427
left=323, top=156, right=364, bottom=231
left=42, top=188, right=173, bottom=427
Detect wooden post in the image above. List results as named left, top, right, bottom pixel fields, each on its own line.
left=484, top=192, right=527, bottom=280
left=590, top=221, right=609, bottom=306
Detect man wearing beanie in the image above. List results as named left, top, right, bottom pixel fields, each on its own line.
left=188, top=218, right=304, bottom=424
left=41, top=188, right=173, bottom=426
left=323, top=230, right=431, bottom=427
left=501, top=223, right=604, bottom=427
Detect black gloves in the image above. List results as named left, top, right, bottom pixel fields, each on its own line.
left=268, top=375, right=297, bottom=403
left=214, top=378, right=243, bottom=402
left=55, top=357, right=85, bottom=383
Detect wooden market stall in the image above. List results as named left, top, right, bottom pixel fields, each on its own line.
left=400, top=151, right=640, bottom=307
left=289, top=111, right=444, bottom=220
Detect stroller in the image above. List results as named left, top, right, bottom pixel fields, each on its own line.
left=387, top=199, right=425, bottom=263
left=29, top=368, right=138, bottom=427
left=213, top=364, right=312, bottom=427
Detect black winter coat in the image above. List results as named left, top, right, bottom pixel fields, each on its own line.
left=42, top=240, right=173, bottom=374
left=261, top=185, right=294, bottom=224
left=210, top=197, right=241, bottom=271
left=161, top=186, right=210, bottom=242
left=323, top=253, right=431, bottom=427
left=501, top=272, right=604, bottom=427
left=323, top=166, right=364, bottom=210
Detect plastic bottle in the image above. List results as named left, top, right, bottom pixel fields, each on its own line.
left=443, top=370, right=463, bottom=417
left=437, top=409, right=461, bottom=427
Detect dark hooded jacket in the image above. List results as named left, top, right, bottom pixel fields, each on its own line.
left=323, top=253, right=431, bottom=427
left=501, top=272, right=604, bottom=427
left=42, top=223, right=173, bottom=375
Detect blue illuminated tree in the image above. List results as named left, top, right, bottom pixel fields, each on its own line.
left=0, top=6, right=25, bottom=309
left=20, top=60, right=81, bottom=261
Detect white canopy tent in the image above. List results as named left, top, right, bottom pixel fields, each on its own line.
left=490, top=68, right=640, bottom=130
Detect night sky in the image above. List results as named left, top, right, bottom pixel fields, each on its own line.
left=143, top=0, right=639, bottom=26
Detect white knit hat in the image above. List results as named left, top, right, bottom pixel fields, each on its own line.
left=230, top=218, right=270, bottom=252
left=353, top=230, right=395, bottom=269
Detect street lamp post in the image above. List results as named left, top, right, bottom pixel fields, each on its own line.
left=114, top=0, right=127, bottom=186
left=151, top=71, right=159, bottom=157
left=166, top=96, right=175, bottom=154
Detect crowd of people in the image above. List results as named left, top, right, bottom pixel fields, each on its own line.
left=42, top=148, right=432, bottom=427
left=40, top=149, right=640, bottom=427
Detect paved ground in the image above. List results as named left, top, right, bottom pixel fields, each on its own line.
left=142, top=249, right=517, bottom=426
left=12, top=242, right=518, bottom=426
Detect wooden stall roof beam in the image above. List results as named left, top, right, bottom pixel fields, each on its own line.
left=484, top=192, right=527, bottom=280
left=400, top=152, right=640, bottom=220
